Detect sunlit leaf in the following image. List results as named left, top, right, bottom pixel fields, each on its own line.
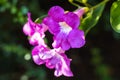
left=110, top=1, right=120, bottom=33
left=0, top=0, right=6, bottom=3
left=80, top=0, right=108, bottom=35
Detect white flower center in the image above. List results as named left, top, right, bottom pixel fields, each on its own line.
left=59, top=22, right=72, bottom=34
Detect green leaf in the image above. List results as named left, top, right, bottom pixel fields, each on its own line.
left=80, top=0, right=108, bottom=35
left=110, top=1, right=120, bottom=33
left=0, top=0, right=6, bottom=3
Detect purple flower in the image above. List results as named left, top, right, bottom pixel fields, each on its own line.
left=32, top=46, right=73, bottom=77
left=23, top=12, right=48, bottom=46
left=23, top=6, right=87, bottom=77
left=43, top=6, right=85, bottom=50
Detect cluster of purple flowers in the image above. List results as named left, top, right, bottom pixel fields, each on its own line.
left=23, top=6, right=85, bottom=77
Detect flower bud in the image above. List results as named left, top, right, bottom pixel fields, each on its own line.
left=74, top=7, right=89, bottom=18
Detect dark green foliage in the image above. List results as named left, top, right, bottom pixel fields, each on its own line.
left=110, top=1, right=120, bottom=33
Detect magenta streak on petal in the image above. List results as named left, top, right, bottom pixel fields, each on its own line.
left=23, top=13, right=35, bottom=36
left=53, top=53, right=73, bottom=77
left=32, top=44, right=73, bottom=77
left=23, top=22, right=33, bottom=36
left=32, top=46, right=45, bottom=65
left=29, top=32, right=46, bottom=46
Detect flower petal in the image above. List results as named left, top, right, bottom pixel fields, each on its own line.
left=52, top=32, right=67, bottom=48
left=48, top=6, right=64, bottom=22
left=46, top=56, right=60, bottom=69
left=23, top=13, right=35, bottom=36
left=41, top=23, right=48, bottom=33
left=53, top=53, right=73, bottom=77
left=63, top=12, right=80, bottom=29
left=32, top=46, right=45, bottom=65
left=23, top=22, right=34, bottom=36
left=54, top=63, right=62, bottom=77
left=61, top=39, right=70, bottom=50
left=68, top=29, right=85, bottom=48
left=61, top=60, right=73, bottom=77
left=39, top=49, right=55, bottom=60
left=60, top=53, right=73, bottom=77
left=27, top=12, right=35, bottom=27
left=29, top=32, right=45, bottom=46
left=43, top=17, right=60, bottom=35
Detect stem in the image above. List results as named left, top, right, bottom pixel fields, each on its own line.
left=84, top=3, right=92, bottom=8
left=91, top=0, right=109, bottom=9
left=35, top=14, right=47, bottom=23
left=75, top=0, right=92, bottom=8
left=68, top=0, right=82, bottom=8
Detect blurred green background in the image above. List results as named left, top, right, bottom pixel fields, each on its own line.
left=0, top=0, right=120, bottom=80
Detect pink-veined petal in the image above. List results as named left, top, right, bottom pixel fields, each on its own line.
left=46, top=56, right=60, bottom=69
left=29, top=32, right=45, bottom=46
left=32, top=46, right=45, bottom=65
left=54, top=63, right=62, bottom=77
left=23, top=22, right=34, bottom=36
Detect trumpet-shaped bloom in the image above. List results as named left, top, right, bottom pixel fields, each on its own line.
left=74, top=8, right=85, bottom=18
left=23, top=12, right=48, bottom=46
left=32, top=46, right=73, bottom=77
left=43, top=6, right=85, bottom=50
left=23, top=6, right=87, bottom=77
